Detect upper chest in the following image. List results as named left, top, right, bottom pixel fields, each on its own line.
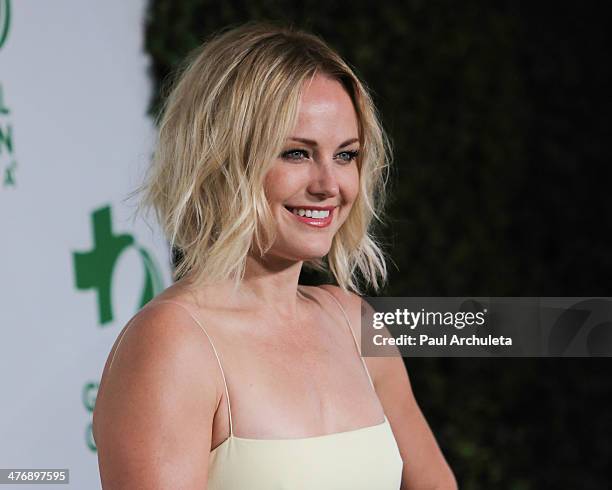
left=196, top=299, right=381, bottom=436
left=205, top=302, right=362, bottom=388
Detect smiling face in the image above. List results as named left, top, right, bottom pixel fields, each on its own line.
left=263, top=73, right=361, bottom=262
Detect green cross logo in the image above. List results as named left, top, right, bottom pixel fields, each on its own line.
left=73, top=205, right=164, bottom=325
left=0, top=0, right=10, bottom=50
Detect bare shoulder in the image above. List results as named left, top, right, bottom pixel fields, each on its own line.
left=93, top=300, right=222, bottom=489
left=95, top=300, right=223, bottom=399
left=316, top=285, right=397, bottom=388
left=316, top=284, right=366, bottom=341
left=316, top=284, right=362, bottom=314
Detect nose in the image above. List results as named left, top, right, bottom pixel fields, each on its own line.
left=307, top=160, right=339, bottom=199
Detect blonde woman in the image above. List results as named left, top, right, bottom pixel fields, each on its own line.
left=93, top=22, right=456, bottom=490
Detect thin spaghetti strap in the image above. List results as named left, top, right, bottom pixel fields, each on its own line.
left=317, top=288, right=376, bottom=389
left=154, top=300, right=234, bottom=436
left=108, top=316, right=137, bottom=372
left=109, top=299, right=234, bottom=436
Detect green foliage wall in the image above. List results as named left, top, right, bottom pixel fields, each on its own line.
left=145, top=2, right=611, bottom=489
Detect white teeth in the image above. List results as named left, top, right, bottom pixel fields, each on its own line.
left=289, top=208, right=331, bottom=219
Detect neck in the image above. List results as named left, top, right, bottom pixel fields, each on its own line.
left=236, top=254, right=304, bottom=318
left=178, top=254, right=306, bottom=318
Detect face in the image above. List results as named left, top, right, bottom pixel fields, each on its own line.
left=263, top=73, right=360, bottom=262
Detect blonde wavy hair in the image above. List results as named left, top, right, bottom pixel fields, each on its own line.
left=133, top=21, right=391, bottom=293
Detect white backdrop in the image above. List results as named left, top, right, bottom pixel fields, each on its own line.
left=0, top=1, right=172, bottom=487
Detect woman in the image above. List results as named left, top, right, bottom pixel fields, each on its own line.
left=93, top=22, right=456, bottom=489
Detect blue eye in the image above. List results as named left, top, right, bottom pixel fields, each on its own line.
left=281, top=149, right=310, bottom=161
left=335, top=150, right=359, bottom=163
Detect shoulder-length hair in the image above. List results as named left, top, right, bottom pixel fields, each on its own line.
left=134, top=21, right=391, bottom=293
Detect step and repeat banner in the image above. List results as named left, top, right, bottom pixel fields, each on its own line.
left=0, top=1, right=172, bottom=487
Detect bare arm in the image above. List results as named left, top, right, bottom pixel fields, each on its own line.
left=92, top=303, right=221, bottom=489
left=369, top=354, right=457, bottom=490
left=321, top=286, right=457, bottom=490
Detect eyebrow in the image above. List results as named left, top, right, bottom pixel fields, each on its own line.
left=287, top=137, right=359, bottom=149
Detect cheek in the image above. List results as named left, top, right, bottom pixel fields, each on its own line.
left=264, top=166, right=292, bottom=203
left=264, top=163, right=310, bottom=203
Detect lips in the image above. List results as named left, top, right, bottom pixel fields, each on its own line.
left=283, top=205, right=335, bottom=228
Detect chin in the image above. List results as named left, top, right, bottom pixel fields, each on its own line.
left=296, top=238, right=334, bottom=257
left=271, top=242, right=332, bottom=262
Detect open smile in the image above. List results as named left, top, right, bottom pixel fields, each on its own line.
left=283, top=205, right=336, bottom=228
